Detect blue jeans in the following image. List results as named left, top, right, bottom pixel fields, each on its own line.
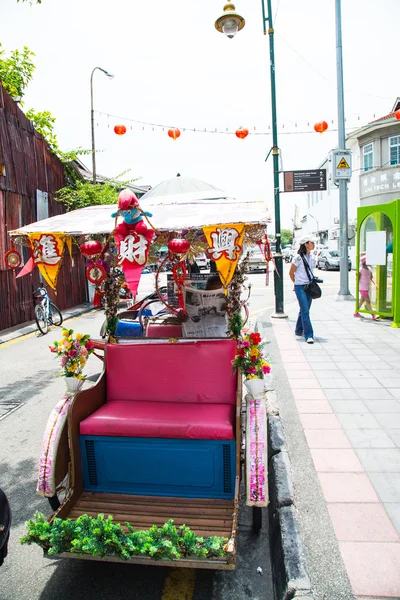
left=294, top=285, right=314, bottom=340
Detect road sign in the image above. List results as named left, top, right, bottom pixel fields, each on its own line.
left=283, top=169, right=327, bottom=193
left=337, top=157, right=350, bottom=169
left=331, top=151, right=352, bottom=180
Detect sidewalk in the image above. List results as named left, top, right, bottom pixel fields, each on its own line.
left=272, top=293, right=400, bottom=599
left=0, top=303, right=94, bottom=345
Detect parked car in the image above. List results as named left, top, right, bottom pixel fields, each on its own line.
left=282, top=245, right=293, bottom=257
left=248, top=250, right=267, bottom=273
left=195, top=253, right=209, bottom=270
left=317, top=250, right=351, bottom=271
left=312, top=245, right=329, bottom=258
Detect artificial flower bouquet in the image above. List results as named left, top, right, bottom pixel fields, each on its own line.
left=232, top=332, right=271, bottom=380
left=49, top=328, right=95, bottom=379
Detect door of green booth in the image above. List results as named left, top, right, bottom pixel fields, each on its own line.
left=356, top=200, right=399, bottom=327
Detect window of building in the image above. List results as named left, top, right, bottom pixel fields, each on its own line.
left=363, top=143, right=374, bottom=172
left=389, top=136, right=400, bottom=166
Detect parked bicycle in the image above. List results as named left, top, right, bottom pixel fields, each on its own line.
left=33, top=284, right=63, bottom=335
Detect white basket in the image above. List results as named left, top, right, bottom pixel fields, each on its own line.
left=64, top=377, right=84, bottom=393
left=244, top=378, right=265, bottom=397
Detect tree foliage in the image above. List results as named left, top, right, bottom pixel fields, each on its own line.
left=25, top=109, right=59, bottom=150
left=281, top=229, right=293, bottom=247
left=56, top=179, right=119, bottom=212
left=0, top=44, right=35, bottom=101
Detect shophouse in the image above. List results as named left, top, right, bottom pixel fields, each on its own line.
left=296, top=99, right=400, bottom=265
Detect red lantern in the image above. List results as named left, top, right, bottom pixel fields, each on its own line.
left=235, top=126, right=249, bottom=140
left=168, top=238, right=190, bottom=254
left=80, top=240, right=103, bottom=258
left=168, top=128, right=181, bottom=140
left=395, top=109, right=400, bottom=121
left=314, top=121, right=328, bottom=134
left=114, top=124, right=127, bottom=136
left=172, top=262, right=187, bottom=310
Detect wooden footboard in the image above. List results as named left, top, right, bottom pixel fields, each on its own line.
left=47, top=491, right=236, bottom=570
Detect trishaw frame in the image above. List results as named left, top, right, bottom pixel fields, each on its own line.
left=48, top=349, right=243, bottom=569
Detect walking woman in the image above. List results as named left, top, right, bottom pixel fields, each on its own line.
left=289, top=235, right=317, bottom=344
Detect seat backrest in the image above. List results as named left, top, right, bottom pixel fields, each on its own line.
left=146, top=324, right=183, bottom=338
left=106, top=339, right=237, bottom=405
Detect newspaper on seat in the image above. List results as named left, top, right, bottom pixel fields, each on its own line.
left=183, top=286, right=228, bottom=338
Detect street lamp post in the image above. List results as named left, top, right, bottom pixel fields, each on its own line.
left=90, top=67, right=114, bottom=184
left=215, top=1, right=286, bottom=317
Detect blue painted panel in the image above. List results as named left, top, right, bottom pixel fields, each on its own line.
left=115, top=320, right=142, bottom=337
left=80, top=436, right=235, bottom=499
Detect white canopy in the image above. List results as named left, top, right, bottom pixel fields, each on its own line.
left=10, top=176, right=269, bottom=236
left=10, top=199, right=269, bottom=236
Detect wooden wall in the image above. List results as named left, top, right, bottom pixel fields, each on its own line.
left=0, top=83, right=88, bottom=331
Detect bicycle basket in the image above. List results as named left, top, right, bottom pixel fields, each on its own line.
left=33, top=288, right=46, bottom=299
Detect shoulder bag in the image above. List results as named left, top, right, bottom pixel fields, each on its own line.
left=301, top=255, right=322, bottom=299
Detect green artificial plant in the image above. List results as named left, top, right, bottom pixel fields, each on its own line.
left=21, top=513, right=228, bottom=561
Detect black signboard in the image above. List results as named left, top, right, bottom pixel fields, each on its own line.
left=283, top=169, right=327, bottom=193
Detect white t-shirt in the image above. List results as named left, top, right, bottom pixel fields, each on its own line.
left=292, top=254, right=316, bottom=285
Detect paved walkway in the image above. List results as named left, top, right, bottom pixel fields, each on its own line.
left=272, top=295, right=400, bottom=599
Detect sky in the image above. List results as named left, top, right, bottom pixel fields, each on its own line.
left=2, top=0, right=399, bottom=231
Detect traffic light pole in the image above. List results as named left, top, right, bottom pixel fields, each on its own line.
left=263, top=0, right=286, bottom=317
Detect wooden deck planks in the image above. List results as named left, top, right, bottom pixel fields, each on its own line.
left=67, top=492, right=234, bottom=539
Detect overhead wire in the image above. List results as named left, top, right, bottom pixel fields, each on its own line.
left=95, top=110, right=361, bottom=136
left=276, top=33, right=393, bottom=102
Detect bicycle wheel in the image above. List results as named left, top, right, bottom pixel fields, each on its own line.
left=49, top=302, right=63, bottom=326
left=35, top=305, right=48, bottom=335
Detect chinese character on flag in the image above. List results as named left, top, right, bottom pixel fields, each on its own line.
left=116, top=230, right=153, bottom=297
left=28, top=233, right=66, bottom=289
left=202, top=224, right=245, bottom=289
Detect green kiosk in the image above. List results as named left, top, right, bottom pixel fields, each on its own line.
left=356, top=199, right=399, bottom=327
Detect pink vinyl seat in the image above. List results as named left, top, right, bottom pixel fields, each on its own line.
left=79, top=340, right=237, bottom=441
left=79, top=400, right=235, bottom=440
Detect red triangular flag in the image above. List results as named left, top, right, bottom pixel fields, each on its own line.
left=16, top=256, right=35, bottom=278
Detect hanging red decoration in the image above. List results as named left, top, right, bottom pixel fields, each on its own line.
left=93, top=288, right=102, bottom=307
left=235, top=127, right=249, bottom=140
left=168, top=128, right=181, bottom=140
left=314, top=121, right=328, bottom=134
left=395, top=109, right=400, bottom=121
left=172, top=262, right=187, bottom=310
left=168, top=238, right=190, bottom=255
left=5, top=249, right=22, bottom=270
left=114, top=124, right=127, bottom=136
left=80, top=240, right=103, bottom=258
left=86, top=264, right=106, bottom=284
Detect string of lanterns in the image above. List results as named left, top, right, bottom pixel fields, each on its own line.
left=99, top=109, right=400, bottom=141
left=110, top=122, right=332, bottom=140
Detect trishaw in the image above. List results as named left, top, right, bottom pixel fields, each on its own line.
left=9, top=180, right=271, bottom=570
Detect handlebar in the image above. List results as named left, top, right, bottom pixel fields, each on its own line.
left=33, top=285, right=48, bottom=299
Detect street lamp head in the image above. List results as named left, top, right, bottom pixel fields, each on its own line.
left=214, top=3, right=245, bottom=39
left=102, top=69, right=114, bottom=79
